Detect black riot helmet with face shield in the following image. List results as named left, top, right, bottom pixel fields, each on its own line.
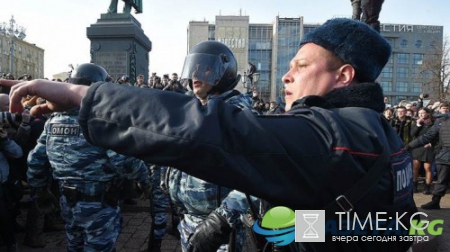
left=180, top=41, right=239, bottom=94
left=69, top=63, right=108, bottom=86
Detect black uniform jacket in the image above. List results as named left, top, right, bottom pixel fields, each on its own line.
left=409, top=117, right=450, bottom=165
left=79, top=81, right=417, bottom=252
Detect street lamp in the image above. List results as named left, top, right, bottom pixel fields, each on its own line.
left=0, top=16, right=26, bottom=78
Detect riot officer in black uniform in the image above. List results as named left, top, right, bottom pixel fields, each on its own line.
left=408, top=102, right=450, bottom=209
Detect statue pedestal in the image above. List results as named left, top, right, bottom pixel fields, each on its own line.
left=87, top=13, right=151, bottom=83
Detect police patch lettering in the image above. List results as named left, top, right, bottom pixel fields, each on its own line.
left=50, top=124, right=80, bottom=136
left=392, top=157, right=413, bottom=203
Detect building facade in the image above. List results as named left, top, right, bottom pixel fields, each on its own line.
left=0, top=33, right=44, bottom=80
left=380, top=24, right=444, bottom=105
left=187, top=15, right=444, bottom=104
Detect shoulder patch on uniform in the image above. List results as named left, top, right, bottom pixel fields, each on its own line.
left=50, top=124, right=80, bottom=136
left=392, top=157, right=413, bottom=203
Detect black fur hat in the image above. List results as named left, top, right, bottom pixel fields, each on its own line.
left=300, top=18, right=391, bottom=82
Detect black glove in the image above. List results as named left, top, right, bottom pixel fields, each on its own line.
left=186, top=211, right=232, bottom=252
left=35, top=188, right=59, bottom=214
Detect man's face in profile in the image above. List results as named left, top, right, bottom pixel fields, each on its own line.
left=282, top=44, right=345, bottom=111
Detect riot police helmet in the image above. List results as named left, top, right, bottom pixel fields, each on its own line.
left=180, top=41, right=239, bottom=94
left=68, top=63, right=108, bottom=86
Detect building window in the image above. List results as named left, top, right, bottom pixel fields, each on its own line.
left=249, top=24, right=274, bottom=100
left=275, top=19, right=302, bottom=99
left=412, top=54, right=423, bottom=65
left=396, top=82, right=408, bottom=92
left=380, top=81, right=392, bottom=92
left=256, top=41, right=271, bottom=50
left=397, top=67, right=409, bottom=79
left=411, top=82, right=422, bottom=93
left=415, top=40, right=422, bottom=48
left=208, top=26, right=215, bottom=40
left=381, top=66, right=393, bottom=78
left=430, top=40, right=437, bottom=49
left=397, top=53, right=409, bottom=64
left=400, top=39, right=408, bottom=48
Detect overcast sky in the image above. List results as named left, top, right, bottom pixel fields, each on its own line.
left=2, top=0, right=449, bottom=78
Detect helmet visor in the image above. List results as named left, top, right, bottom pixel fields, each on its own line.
left=180, top=53, right=228, bottom=86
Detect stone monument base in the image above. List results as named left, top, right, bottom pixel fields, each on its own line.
left=87, top=13, right=151, bottom=83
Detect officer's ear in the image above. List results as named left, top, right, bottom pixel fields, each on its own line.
left=335, top=64, right=355, bottom=88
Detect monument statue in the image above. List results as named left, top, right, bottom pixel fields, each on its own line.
left=107, top=0, right=143, bottom=14
left=94, top=0, right=150, bottom=85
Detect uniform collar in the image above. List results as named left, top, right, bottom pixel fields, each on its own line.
left=291, top=82, right=385, bottom=112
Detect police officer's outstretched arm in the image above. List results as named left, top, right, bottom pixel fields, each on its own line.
left=31, top=45, right=331, bottom=210
left=69, top=82, right=333, bottom=207
left=0, top=79, right=87, bottom=116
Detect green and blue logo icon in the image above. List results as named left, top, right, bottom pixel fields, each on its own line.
left=252, top=206, right=296, bottom=246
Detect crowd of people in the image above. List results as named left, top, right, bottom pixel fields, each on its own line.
left=1, top=71, right=60, bottom=251
left=110, top=72, right=188, bottom=94
left=383, top=96, right=450, bottom=210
